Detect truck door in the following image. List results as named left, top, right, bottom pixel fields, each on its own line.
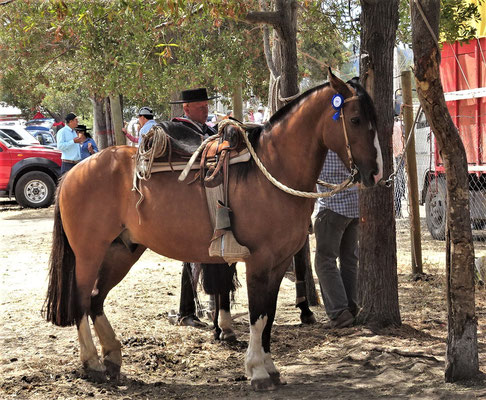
left=0, top=140, right=13, bottom=191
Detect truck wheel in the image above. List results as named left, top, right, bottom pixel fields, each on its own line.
left=14, top=171, right=56, bottom=208
left=425, top=176, right=446, bottom=240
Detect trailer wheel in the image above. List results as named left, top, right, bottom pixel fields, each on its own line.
left=425, top=176, right=446, bottom=240
left=14, top=171, right=56, bottom=208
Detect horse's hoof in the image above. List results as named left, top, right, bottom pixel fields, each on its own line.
left=251, top=377, right=277, bottom=391
left=103, top=359, right=121, bottom=381
left=300, top=312, right=317, bottom=325
left=84, top=368, right=107, bottom=383
left=220, top=330, right=237, bottom=342
left=269, top=372, right=287, bottom=385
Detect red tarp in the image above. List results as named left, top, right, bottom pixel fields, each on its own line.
left=33, top=111, right=45, bottom=119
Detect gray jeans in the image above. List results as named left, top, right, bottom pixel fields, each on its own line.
left=314, top=208, right=358, bottom=320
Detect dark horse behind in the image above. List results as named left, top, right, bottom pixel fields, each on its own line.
left=44, top=71, right=382, bottom=391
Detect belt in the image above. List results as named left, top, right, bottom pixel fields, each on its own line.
left=62, top=159, right=79, bottom=164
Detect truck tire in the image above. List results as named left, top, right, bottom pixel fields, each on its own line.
left=425, top=176, right=446, bottom=240
left=14, top=171, right=56, bottom=208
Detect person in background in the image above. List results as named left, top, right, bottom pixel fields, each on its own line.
left=122, top=106, right=156, bottom=144
left=56, top=113, right=81, bottom=174
left=76, top=125, right=99, bottom=160
left=253, top=106, right=264, bottom=124
left=314, top=150, right=359, bottom=329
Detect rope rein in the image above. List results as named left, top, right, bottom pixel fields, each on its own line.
left=215, top=114, right=357, bottom=199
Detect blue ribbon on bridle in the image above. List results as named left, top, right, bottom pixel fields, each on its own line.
left=332, top=94, right=344, bottom=121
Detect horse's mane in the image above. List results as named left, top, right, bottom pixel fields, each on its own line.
left=235, top=78, right=376, bottom=181
left=346, top=77, right=378, bottom=130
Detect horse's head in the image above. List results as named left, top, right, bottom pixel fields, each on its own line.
left=325, top=69, right=383, bottom=187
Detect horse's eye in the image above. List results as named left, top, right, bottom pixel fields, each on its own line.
left=351, top=117, right=360, bottom=125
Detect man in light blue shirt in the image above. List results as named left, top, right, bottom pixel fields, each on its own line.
left=57, top=112, right=81, bottom=174
left=123, top=106, right=156, bottom=144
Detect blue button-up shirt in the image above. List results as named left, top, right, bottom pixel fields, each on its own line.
left=316, top=150, right=359, bottom=218
left=57, top=125, right=81, bottom=161
left=139, top=119, right=157, bottom=136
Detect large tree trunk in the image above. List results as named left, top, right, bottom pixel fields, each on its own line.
left=104, top=97, right=114, bottom=147
left=109, top=94, right=124, bottom=146
left=91, top=96, right=109, bottom=150
left=357, top=0, right=401, bottom=328
left=410, top=0, right=479, bottom=381
left=232, top=83, right=243, bottom=121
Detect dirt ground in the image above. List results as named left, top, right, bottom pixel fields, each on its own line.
left=2, top=199, right=486, bottom=399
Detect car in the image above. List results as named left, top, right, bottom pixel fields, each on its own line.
left=25, top=118, right=55, bottom=130
left=0, top=137, right=62, bottom=208
left=0, top=123, right=40, bottom=146
left=29, top=129, right=57, bottom=147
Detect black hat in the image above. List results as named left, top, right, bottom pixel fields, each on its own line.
left=169, top=88, right=219, bottom=104
left=138, top=106, right=154, bottom=117
left=75, top=124, right=90, bottom=133
left=65, top=113, right=77, bottom=123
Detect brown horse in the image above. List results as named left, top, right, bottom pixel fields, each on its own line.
left=44, top=71, right=383, bottom=391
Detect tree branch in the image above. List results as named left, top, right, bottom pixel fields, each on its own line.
left=245, top=11, right=281, bottom=28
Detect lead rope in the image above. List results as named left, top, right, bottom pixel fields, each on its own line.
left=379, top=104, right=422, bottom=187
left=217, top=116, right=357, bottom=199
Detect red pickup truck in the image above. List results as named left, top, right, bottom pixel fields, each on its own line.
left=0, top=137, right=61, bottom=207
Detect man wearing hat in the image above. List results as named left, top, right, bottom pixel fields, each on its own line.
left=57, top=112, right=81, bottom=174
left=169, top=88, right=239, bottom=329
left=123, top=106, right=156, bottom=143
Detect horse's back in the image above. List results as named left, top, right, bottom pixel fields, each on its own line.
left=58, top=146, right=136, bottom=243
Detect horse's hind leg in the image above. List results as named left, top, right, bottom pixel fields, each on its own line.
left=74, top=247, right=112, bottom=382
left=293, top=241, right=316, bottom=324
left=218, top=291, right=236, bottom=342
left=90, top=240, right=146, bottom=380
left=245, top=257, right=291, bottom=391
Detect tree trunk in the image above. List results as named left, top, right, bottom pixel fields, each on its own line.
left=109, top=94, right=124, bottom=146
left=104, top=97, right=114, bottom=147
left=410, top=0, right=479, bottom=381
left=274, top=0, right=298, bottom=98
left=91, top=96, right=109, bottom=150
left=232, top=83, right=243, bottom=121
left=357, top=0, right=401, bottom=328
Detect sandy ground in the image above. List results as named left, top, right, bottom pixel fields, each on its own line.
left=2, top=199, right=486, bottom=399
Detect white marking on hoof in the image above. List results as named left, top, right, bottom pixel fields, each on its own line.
left=245, top=315, right=269, bottom=382
left=219, top=309, right=233, bottom=331
left=93, top=314, right=122, bottom=367
left=78, top=315, right=103, bottom=371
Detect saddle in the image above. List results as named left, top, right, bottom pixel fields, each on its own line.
left=133, top=119, right=251, bottom=262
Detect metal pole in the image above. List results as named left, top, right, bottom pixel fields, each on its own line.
left=401, top=70, right=423, bottom=274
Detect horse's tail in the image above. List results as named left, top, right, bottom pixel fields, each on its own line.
left=42, top=191, right=77, bottom=326
left=201, top=263, right=239, bottom=295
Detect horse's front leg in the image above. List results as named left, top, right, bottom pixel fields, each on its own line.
left=245, top=257, right=290, bottom=391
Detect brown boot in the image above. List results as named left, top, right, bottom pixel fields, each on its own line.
left=323, top=309, right=354, bottom=329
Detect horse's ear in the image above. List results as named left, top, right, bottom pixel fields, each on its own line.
left=328, top=67, right=352, bottom=98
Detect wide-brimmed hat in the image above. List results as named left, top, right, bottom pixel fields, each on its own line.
left=169, top=88, right=219, bottom=104
left=75, top=124, right=90, bottom=133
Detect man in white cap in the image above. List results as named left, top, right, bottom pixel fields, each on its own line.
left=123, top=106, right=156, bottom=143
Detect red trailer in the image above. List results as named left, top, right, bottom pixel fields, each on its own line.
left=417, top=37, right=486, bottom=239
